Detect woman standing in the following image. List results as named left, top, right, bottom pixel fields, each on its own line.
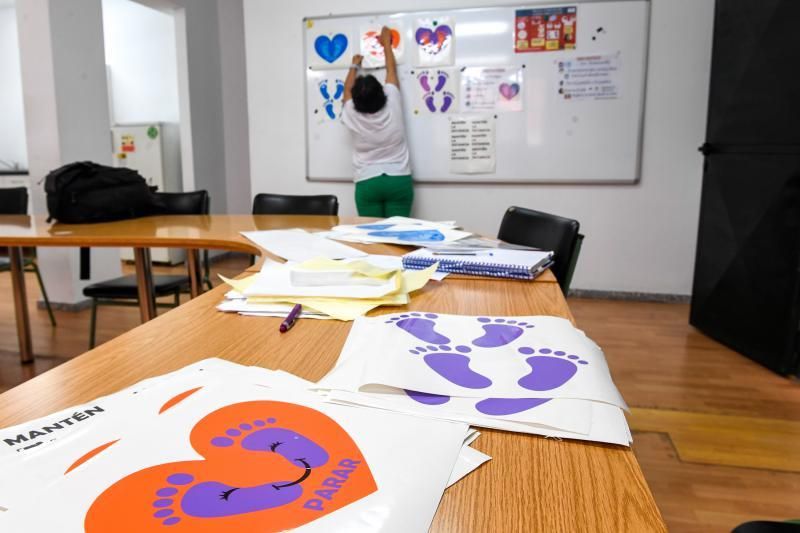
left=342, top=26, right=413, bottom=217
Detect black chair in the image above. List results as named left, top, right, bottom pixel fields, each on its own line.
left=497, top=206, right=584, bottom=295
left=251, top=193, right=339, bottom=216
left=82, top=191, right=210, bottom=348
left=0, top=187, right=56, bottom=326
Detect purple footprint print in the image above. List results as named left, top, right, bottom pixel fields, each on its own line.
left=434, top=70, right=448, bottom=92
left=417, top=72, right=432, bottom=93
left=472, top=317, right=534, bottom=348
left=424, top=93, right=437, bottom=112
left=517, top=347, right=588, bottom=391
left=386, top=313, right=450, bottom=345
left=403, top=389, right=450, bottom=405
left=151, top=421, right=330, bottom=523
left=474, top=397, right=551, bottom=416
left=440, top=91, right=454, bottom=112
left=408, top=344, right=492, bottom=389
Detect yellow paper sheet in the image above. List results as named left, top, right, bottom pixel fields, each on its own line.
left=220, top=263, right=438, bottom=321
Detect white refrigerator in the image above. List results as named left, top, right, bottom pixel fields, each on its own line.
left=111, top=123, right=183, bottom=264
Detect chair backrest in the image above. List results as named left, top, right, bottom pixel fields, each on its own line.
left=252, top=193, right=339, bottom=216
left=497, top=206, right=583, bottom=293
left=0, top=187, right=28, bottom=215
left=155, top=191, right=210, bottom=215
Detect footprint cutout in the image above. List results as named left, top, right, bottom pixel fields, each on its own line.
left=517, top=347, right=588, bottom=391
left=318, top=80, right=331, bottom=100
left=417, top=72, right=431, bottom=92
left=440, top=91, right=454, bottom=113
left=472, top=317, right=533, bottom=348
left=385, top=313, right=450, bottom=344
left=423, top=92, right=437, bottom=112
left=404, top=389, right=450, bottom=405
left=324, top=100, right=336, bottom=120
left=434, top=70, right=448, bottom=92
left=474, top=397, right=551, bottom=416
left=409, top=345, right=492, bottom=389
left=333, top=79, right=344, bottom=101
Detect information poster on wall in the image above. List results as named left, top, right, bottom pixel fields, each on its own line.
left=449, top=116, right=496, bottom=174
left=514, top=6, right=577, bottom=53
left=460, top=67, right=524, bottom=112
left=557, top=52, right=621, bottom=101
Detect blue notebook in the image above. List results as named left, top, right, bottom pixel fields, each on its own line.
left=402, top=248, right=554, bottom=280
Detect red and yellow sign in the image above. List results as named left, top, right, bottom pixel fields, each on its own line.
left=515, top=6, right=577, bottom=53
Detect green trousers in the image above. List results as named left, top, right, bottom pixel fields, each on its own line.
left=355, top=174, right=414, bottom=217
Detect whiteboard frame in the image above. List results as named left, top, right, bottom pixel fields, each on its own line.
left=303, top=0, right=651, bottom=185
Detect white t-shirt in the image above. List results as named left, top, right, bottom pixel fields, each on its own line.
left=342, top=83, right=411, bottom=182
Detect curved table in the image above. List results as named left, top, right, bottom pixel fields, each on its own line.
left=0, top=215, right=664, bottom=531
left=0, top=215, right=555, bottom=363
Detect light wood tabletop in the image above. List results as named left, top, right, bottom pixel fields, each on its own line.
left=0, top=215, right=555, bottom=363
left=0, top=215, right=665, bottom=532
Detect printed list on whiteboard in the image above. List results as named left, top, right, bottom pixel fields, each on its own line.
left=449, top=116, right=496, bottom=174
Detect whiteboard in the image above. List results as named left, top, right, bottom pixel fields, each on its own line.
left=304, top=1, right=650, bottom=183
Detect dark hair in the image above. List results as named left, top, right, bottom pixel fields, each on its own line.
left=352, top=75, right=387, bottom=114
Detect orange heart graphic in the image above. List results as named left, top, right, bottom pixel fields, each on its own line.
left=85, top=400, right=377, bottom=532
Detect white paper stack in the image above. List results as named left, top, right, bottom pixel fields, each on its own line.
left=0, top=359, right=489, bottom=532
left=316, top=313, right=632, bottom=446
left=325, top=216, right=472, bottom=246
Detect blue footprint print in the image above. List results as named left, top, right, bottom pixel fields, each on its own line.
left=367, top=229, right=445, bottom=242
left=318, top=79, right=344, bottom=120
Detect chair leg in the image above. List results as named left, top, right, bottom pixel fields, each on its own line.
left=88, top=299, right=98, bottom=349
left=32, top=261, right=56, bottom=327
left=203, top=250, right=213, bottom=291
left=174, top=290, right=180, bottom=307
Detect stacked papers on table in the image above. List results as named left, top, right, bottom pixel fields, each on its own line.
left=315, top=313, right=632, bottom=446
left=0, top=359, right=488, bottom=533
left=218, top=256, right=439, bottom=321
left=325, top=217, right=472, bottom=246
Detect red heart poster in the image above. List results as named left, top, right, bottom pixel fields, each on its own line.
left=85, top=400, right=377, bottom=532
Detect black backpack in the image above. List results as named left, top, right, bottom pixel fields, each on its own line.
left=44, top=161, right=164, bottom=223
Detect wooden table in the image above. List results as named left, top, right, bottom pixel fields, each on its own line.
left=0, top=215, right=664, bottom=531
left=0, top=215, right=555, bottom=364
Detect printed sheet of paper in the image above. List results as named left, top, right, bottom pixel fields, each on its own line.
left=330, top=217, right=470, bottom=246
left=460, top=66, right=524, bottom=112
left=557, top=52, right=621, bottom=101
left=346, top=314, right=627, bottom=406
left=449, top=116, right=496, bottom=174
left=241, top=229, right=367, bottom=262
left=0, top=366, right=469, bottom=532
left=359, top=24, right=405, bottom=69
left=412, top=68, right=458, bottom=114
left=306, top=18, right=353, bottom=70
left=514, top=6, right=577, bottom=53
left=413, top=17, right=454, bottom=67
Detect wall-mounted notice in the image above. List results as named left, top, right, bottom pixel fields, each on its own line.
left=359, top=25, right=405, bottom=68
left=461, top=66, right=524, bottom=112
left=412, top=68, right=459, bottom=114
left=557, top=52, right=621, bottom=101
left=515, top=6, right=577, bottom=53
left=414, top=17, right=455, bottom=67
left=449, top=116, right=496, bottom=174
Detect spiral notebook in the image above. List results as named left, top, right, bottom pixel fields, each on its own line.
left=402, top=248, right=554, bottom=280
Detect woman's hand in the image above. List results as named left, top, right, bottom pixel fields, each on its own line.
left=352, top=54, right=363, bottom=66
left=379, top=26, right=393, bottom=49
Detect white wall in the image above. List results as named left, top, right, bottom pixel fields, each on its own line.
left=243, top=0, right=714, bottom=295
left=16, top=0, right=122, bottom=304
left=0, top=5, right=28, bottom=170
left=101, top=0, right=179, bottom=124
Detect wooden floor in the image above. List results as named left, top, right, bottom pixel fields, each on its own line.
left=1, top=256, right=798, bottom=532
